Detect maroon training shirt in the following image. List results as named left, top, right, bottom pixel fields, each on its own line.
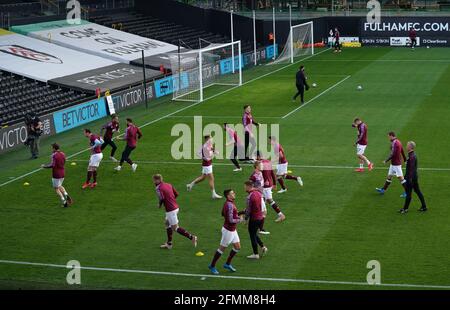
left=89, top=134, right=102, bottom=154
left=222, top=199, right=240, bottom=232
left=156, top=182, right=179, bottom=212
left=386, top=138, right=406, bottom=166
left=246, top=190, right=264, bottom=221
left=125, top=124, right=142, bottom=148
left=357, top=122, right=368, bottom=145
left=102, top=120, right=119, bottom=140
left=261, top=159, right=276, bottom=188
left=47, top=150, right=66, bottom=179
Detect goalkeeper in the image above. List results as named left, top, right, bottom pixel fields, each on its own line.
left=292, top=65, right=309, bottom=104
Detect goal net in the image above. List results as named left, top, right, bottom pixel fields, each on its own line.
left=272, top=21, right=314, bottom=64
left=169, top=41, right=242, bottom=102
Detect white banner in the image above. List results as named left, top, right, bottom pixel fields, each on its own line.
left=0, top=32, right=116, bottom=81
left=328, top=36, right=360, bottom=44
left=26, top=21, right=178, bottom=63
left=390, top=37, right=421, bottom=47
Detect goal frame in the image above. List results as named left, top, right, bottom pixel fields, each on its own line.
left=289, top=21, right=314, bottom=64
left=172, top=40, right=243, bottom=103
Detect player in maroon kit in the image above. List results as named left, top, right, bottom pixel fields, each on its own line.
left=208, top=189, right=244, bottom=274
left=153, top=174, right=198, bottom=250
left=244, top=181, right=268, bottom=259
left=376, top=132, right=408, bottom=197
left=41, top=143, right=72, bottom=208
left=352, top=118, right=373, bottom=172
left=186, top=135, right=222, bottom=199
left=333, top=27, right=341, bottom=53
left=242, top=105, right=259, bottom=161
left=100, top=114, right=120, bottom=162
left=82, top=129, right=104, bottom=189
left=408, top=27, right=417, bottom=49
left=249, top=161, right=270, bottom=235
left=256, top=151, right=286, bottom=222
left=224, top=123, right=243, bottom=172
left=114, top=118, right=142, bottom=172
left=269, top=136, right=303, bottom=194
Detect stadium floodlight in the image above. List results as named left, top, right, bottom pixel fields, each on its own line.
left=169, top=40, right=242, bottom=103
left=272, top=21, right=314, bottom=64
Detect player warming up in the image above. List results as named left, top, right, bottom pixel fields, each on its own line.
left=249, top=161, right=270, bottom=235
left=244, top=181, right=268, bottom=259
left=114, top=118, right=142, bottom=172
left=242, top=105, right=259, bottom=161
left=257, top=151, right=286, bottom=223
left=398, top=141, right=427, bottom=214
left=41, top=143, right=72, bottom=208
left=269, top=136, right=303, bottom=194
left=224, top=123, right=243, bottom=172
left=409, top=27, right=417, bottom=49
left=82, top=129, right=103, bottom=189
left=333, top=27, right=341, bottom=53
left=100, top=114, right=120, bottom=162
left=376, top=132, right=408, bottom=197
left=153, top=174, right=198, bottom=250
left=186, top=135, right=222, bottom=199
left=208, top=189, right=244, bottom=275
left=352, top=118, right=373, bottom=172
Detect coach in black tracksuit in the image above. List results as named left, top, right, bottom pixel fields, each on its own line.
left=293, top=65, right=309, bottom=104
left=399, top=141, right=427, bottom=214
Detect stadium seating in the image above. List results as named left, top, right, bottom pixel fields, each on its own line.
left=0, top=70, right=91, bottom=126
left=90, top=11, right=254, bottom=52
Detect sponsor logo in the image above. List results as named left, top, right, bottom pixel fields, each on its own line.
left=76, top=67, right=140, bottom=86
left=390, top=37, right=420, bottom=46
left=361, top=37, right=390, bottom=45
left=154, top=73, right=189, bottom=98
left=53, top=98, right=107, bottom=133
left=0, top=114, right=55, bottom=154
left=0, top=45, right=63, bottom=64
left=422, top=38, right=448, bottom=45
left=363, top=22, right=450, bottom=33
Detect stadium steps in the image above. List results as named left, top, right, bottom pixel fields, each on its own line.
left=0, top=70, right=92, bottom=127
left=89, top=11, right=256, bottom=52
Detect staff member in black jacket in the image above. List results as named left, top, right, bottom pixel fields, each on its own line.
left=292, top=65, right=309, bottom=104
left=399, top=141, right=427, bottom=214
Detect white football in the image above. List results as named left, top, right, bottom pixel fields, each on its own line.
left=312, top=83, right=317, bottom=87
left=357, top=85, right=363, bottom=90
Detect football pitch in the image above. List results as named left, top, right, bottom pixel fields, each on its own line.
left=0, top=47, right=449, bottom=290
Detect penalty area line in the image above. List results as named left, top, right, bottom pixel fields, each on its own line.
left=0, top=259, right=449, bottom=289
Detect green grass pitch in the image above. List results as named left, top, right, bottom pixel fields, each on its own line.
left=0, top=47, right=449, bottom=290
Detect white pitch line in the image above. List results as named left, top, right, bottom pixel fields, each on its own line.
left=167, top=116, right=281, bottom=119
left=0, top=259, right=449, bottom=289
left=282, top=75, right=351, bottom=119
left=68, top=159, right=450, bottom=172
left=0, top=49, right=331, bottom=189
left=308, top=59, right=450, bottom=63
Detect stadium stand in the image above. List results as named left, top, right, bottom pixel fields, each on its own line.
left=0, top=70, right=91, bottom=126
left=90, top=11, right=254, bottom=52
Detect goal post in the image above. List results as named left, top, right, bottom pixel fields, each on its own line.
left=273, top=21, right=314, bottom=64
left=169, top=40, right=242, bottom=103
